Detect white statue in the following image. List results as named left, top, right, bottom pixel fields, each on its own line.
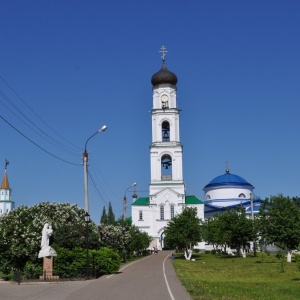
left=38, top=223, right=57, bottom=258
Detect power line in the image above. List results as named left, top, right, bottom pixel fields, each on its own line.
left=88, top=169, right=109, bottom=206
left=0, top=75, right=81, bottom=155
left=0, top=114, right=81, bottom=166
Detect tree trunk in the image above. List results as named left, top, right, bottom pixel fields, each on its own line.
left=184, top=248, right=193, bottom=260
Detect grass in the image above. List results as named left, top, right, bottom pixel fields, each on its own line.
left=172, top=252, right=300, bottom=300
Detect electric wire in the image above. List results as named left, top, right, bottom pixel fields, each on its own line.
left=88, top=168, right=109, bottom=206
left=0, top=75, right=81, bottom=152
left=0, top=114, right=81, bottom=166
left=89, top=154, right=119, bottom=200
left=0, top=75, right=81, bottom=156
left=0, top=90, right=80, bottom=157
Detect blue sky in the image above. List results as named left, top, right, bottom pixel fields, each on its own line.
left=1, top=0, right=300, bottom=222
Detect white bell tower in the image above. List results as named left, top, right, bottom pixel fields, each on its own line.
left=0, top=160, right=14, bottom=215
left=147, top=47, right=186, bottom=244
left=149, top=47, right=185, bottom=199
left=131, top=47, right=204, bottom=251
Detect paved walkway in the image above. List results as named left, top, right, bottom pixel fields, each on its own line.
left=0, top=251, right=191, bottom=300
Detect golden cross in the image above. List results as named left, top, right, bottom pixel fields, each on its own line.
left=159, top=45, right=168, bottom=61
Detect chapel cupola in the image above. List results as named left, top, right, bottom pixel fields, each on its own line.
left=151, top=46, right=177, bottom=86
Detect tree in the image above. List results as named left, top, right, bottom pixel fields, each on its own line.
left=202, top=215, right=227, bottom=250
left=220, top=208, right=256, bottom=257
left=107, top=202, right=115, bottom=225
left=258, top=194, right=300, bottom=262
left=127, top=226, right=152, bottom=256
left=292, top=196, right=300, bottom=209
left=98, top=224, right=126, bottom=252
left=202, top=208, right=256, bottom=257
left=100, top=206, right=108, bottom=224
left=164, top=207, right=202, bottom=260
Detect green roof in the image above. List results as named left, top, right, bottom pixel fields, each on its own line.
left=185, top=195, right=204, bottom=205
left=131, top=197, right=149, bottom=206
left=132, top=195, right=203, bottom=206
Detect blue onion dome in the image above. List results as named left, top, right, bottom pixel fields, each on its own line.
left=151, top=62, right=178, bottom=86
left=204, top=169, right=254, bottom=189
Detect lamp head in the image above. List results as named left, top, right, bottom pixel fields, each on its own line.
left=99, top=125, right=107, bottom=132
left=84, top=212, right=90, bottom=223
left=132, top=182, right=137, bottom=187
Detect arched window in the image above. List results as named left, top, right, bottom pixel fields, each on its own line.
left=160, top=205, right=164, bottom=220
left=161, top=154, right=172, bottom=180
left=170, top=205, right=175, bottom=219
left=239, top=193, right=246, bottom=198
left=162, top=121, right=170, bottom=142
left=206, top=195, right=211, bottom=200
left=139, top=210, right=143, bottom=221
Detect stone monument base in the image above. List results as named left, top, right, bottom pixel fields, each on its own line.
left=39, top=256, right=59, bottom=280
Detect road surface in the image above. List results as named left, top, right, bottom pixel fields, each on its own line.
left=0, top=251, right=191, bottom=300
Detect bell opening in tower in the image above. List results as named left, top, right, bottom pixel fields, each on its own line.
left=162, top=121, right=170, bottom=142
left=161, top=154, right=172, bottom=180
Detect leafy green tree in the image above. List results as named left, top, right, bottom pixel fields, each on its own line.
left=202, top=216, right=226, bottom=250
left=221, top=208, right=255, bottom=256
left=100, top=206, right=108, bottom=224
left=127, top=226, right=152, bottom=256
left=292, top=196, right=300, bottom=209
left=258, top=194, right=300, bottom=262
left=202, top=208, right=256, bottom=256
left=54, top=221, right=99, bottom=250
left=107, top=202, right=115, bottom=225
left=164, top=207, right=202, bottom=259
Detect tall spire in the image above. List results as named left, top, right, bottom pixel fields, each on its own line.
left=1, top=159, right=10, bottom=189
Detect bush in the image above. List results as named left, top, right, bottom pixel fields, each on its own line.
left=53, top=246, right=121, bottom=278
left=1, top=273, right=13, bottom=281
left=91, top=247, right=121, bottom=275
left=23, top=262, right=42, bottom=279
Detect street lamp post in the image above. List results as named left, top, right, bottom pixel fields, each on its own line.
left=250, top=193, right=257, bottom=256
left=83, top=125, right=107, bottom=277
left=122, top=226, right=126, bottom=263
left=85, top=212, right=91, bottom=276
left=83, top=125, right=107, bottom=213
left=123, top=182, right=137, bottom=221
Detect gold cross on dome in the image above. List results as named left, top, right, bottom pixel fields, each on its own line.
left=159, top=45, right=168, bottom=61
left=225, top=161, right=230, bottom=173
left=5, top=159, right=9, bottom=170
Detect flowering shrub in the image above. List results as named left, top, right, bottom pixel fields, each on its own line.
left=0, top=202, right=94, bottom=271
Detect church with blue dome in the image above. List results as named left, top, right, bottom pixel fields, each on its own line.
left=203, top=167, right=263, bottom=219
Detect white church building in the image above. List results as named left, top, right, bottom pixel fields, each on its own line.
left=131, top=48, right=204, bottom=250
left=203, top=167, right=263, bottom=219
left=0, top=161, right=14, bottom=215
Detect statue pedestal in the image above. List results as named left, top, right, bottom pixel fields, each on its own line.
left=39, top=256, right=59, bottom=280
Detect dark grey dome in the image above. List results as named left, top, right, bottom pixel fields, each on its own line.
left=151, top=62, right=177, bottom=86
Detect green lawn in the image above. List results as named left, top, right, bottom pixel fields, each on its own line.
left=172, top=252, right=300, bottom=300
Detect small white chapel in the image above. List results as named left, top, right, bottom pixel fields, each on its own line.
left=131, top=47, right=204, bottom=250
left=0, top=160, right=14, bottom=215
